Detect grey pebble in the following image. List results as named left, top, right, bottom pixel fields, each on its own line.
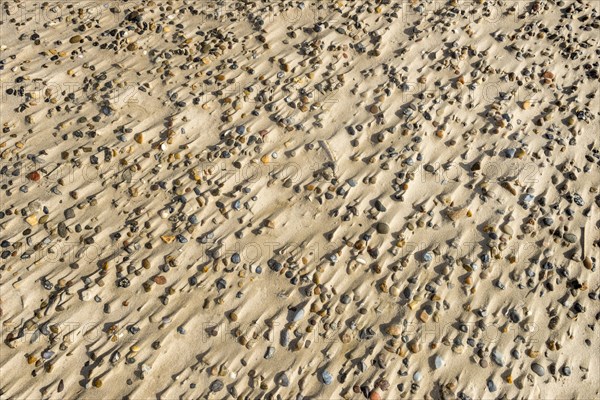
left=321, top=369, right=333, bottom=385
left=265, top=346, right=275, bottom=359
left=433, top=355, right=444, bottom=369
left=64, top=208, right=75, bottom=220
left=376, top=222, right=390, bottom=234
left=413, top=371, right=423, bottom=382
left=532, top=362, right=545, bottom=377
left=278, top=373, right=290, bottom=387
left=292, top=308, right=305, bottom=322
left=491, top=349, right=504, bottom=366
left=209, top=379, right=224, bottom=392
left=58, top=222, right=67, bottom=238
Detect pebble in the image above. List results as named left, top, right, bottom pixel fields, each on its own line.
left=209, top=380, right=224, bottom=392
left=491, top=349, right=504, bottom=366
left=531, top=362, right=546, bottom=377
left=264, top=346, right=275, bottom=359
left=291, top=308, right=305, bottom=322
left=321, top=370, right=333, bottom=385
left=413, top=371, right=423, bottom=382
left=27, top=171, right=41, bottom=182
left=278, top=373, right=290, bottom=387
left=375, top=222, right=390, bottom=234
left=64, top=209, right=75, bottom=220
left=433, top=355, right=444, bottom=370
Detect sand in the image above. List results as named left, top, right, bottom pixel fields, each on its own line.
left=0, top=0, right=599, bottom=399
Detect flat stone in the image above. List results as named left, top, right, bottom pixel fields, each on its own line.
left=433, top=355, right=444, bottom=369
left=376, top=222, right=390, bottom=234
left=491, top=349, right=504, bottom=366
left=531, top=362, right=545, bottom=377
left=321, top=370, right=333, bottom=385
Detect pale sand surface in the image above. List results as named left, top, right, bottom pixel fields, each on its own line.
left=0, top=1, right=599, bottom=399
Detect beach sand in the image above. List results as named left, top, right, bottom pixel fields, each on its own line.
left=1, top=1, right=599, bottom=399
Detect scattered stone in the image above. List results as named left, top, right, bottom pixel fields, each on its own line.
left=321, top=370, right=333, bottom=385
left=433, top=355, right=444, bottom=370
left=375, top=222, right=390, bottom=234
left=532, top=362, right=546, bottom=377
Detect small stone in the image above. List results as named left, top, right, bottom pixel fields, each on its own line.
left=501, top=225, right=514, bottom=236
left=417, top=309, right=429, bottom=323
left=25, top=215, right=38, bottom=226
left=42, top=350, right=54, bottom=359
left=291, top=308, right=305, bottom=322
left=264, top=346, right=275, bottom=359
left=491, top=349, right=504, bottom=366
left=369, top=391, right=381, bottom=400
left=531, top=362, right=545, bottom=376
left=413, top=371, right=423, bottom=382
left=376, top=222, right=390, bottom=234
left=209, top=379, right=224, bottom=392
left=504, top=148, right=517, bottom=158
left=70, top=35, right=83, bottom=44
left=563, top=233, right=577, bottom=244
left=321, top=370, right=333, bottom=385
left=386, top=325, right=401, bottom=336
left=278, top=373, right=290, bottom=387
left=80, top=290, right=92, bottom=301
left=64, top=208, right=75, bottom=220
left=160, top=235, right=176, bottom=244
left=27, top=171, right=41, bottom=181
left=374, top=200, right=386, bottom=212
left=153, top=275, right=167, bottom=285
left=408, top=340, right=421, bottom=353
left=433, top=355, right=444, bottom=369
left=58, top=222, right=68, bottom=238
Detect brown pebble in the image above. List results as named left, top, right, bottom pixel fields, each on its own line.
left=27, top=171, right=41, bottom=181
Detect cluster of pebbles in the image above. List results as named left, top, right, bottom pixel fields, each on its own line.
left=0, top=0, right=599, bottom=399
